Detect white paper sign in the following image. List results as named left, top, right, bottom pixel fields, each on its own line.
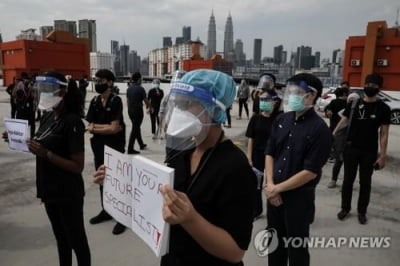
left=103, top=146, right=174, bottom=257
left=4, top=118, right=30, bottom=153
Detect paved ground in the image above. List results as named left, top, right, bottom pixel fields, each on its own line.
left=0, top=87, right=399, bottom=266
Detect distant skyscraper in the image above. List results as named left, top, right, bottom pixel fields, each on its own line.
left=296, top=45, right=313, bottom=69
left=234, top=39, right=246, bottom=66
left=111, top=40, right=120, bottom=74
left=54, top=20, right=76, bottom=36
left=332, top=49, right=341, bottom=64
left=281, top=51, right=287, bottom=64
left=182, top=26, right=191, bottom=43
left=128, top=50, right=141, bottom=74
left=78, top=19, right=97, bottom=52
left=120, top=44, right=130, bottom=76
left=253, top=39, right=262, bottom=65
left=175, top=37, right=184, bottom=45
left=0, top=32, right=2, bottom=43
left=207, top=10, right=216, bottom=59
left=315, top=51, right=321, bottom=67
left=163, top=37, right=172, bottom=47
left=224, top=13, right=234, bottom=62
left=0, top=32, right=2, bottom=69
left=40, top=26, right=54, bottom=40
left=274, top=45, right=283, bottom=65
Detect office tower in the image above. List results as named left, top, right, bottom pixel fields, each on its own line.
left=253, top=39, right=262, bottom=65
left=207, top=10, right=216, bottom=59
left=0, top=32, right=2, bottom=43
left=296, top=45, right=313, bottom=69
left=111, top=40, right=120, bottom=75
left=54, top=20, right=76, bottom=36
left=224, top=13, right=234, bottom=62
left=315, top=51, right=321, bottom=67
left=281, top=51, right=287, bottom=64
left=163, top=37, right=172, bottom=47
left=274, top=45, right=283, bottom=65
left=0, top=32, right=2, bottom=69
left=175, top=37, right=184, bottom=45
left=332, top=49, right=341, bottom=64
left=182, top=26, right=191, bottom=43
left=234, top=39, right=246, bottom=66
left=78, top=19, right=97, bottom=52
left=129, top=50, right=141, bottom=74
left=40, top=26, right=54, bottom=40
left=120, top=44, right=130, bottom=76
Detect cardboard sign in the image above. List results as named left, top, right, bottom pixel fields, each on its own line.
left=3, top=118, right=30, bottom=153
left=103, top=146, right=174, bottom=256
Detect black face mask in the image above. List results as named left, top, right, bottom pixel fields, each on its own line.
left=95, top=83, right=108, bottom=94
left=364, top=87, right=379, bottom=97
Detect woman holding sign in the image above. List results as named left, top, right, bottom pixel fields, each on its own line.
left=28, top=72, right=90, bottom=266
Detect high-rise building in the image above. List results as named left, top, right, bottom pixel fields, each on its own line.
left=120, top=44, right=130, bottom=76
left=90, top=52, right=112, bottom=78
left=234, top=39, right=246, bottom=66
left=78, top=19, right=97, bottom=52
left=16, top=29, right=41, bottom=41
left=207, top=10, right=216, bottom=59
left=274, top=45, right=283, bottom=65
left=54, top=20, right=76, bottom=36
left=182, top=26, right=191, bottom=43
left=315, top=51, right=321, bottom=67
left=281, top=51, right=287, bottom=64
left=163, top=37, right=172, bottom=47
left=0, top=32, right=2, bottom=70
left=253, top=39, right=262, bottom=65
left=175, top=37, right=184, bottom=45
left=111, top=40, right=120, bottom=74
left=332, top=49, right=341, bottom=64
left=296, top=45, right=313, bottom=69
left=128, top=50, right=141, bottom=74
left=224, top=13, right=234, bottom=62
left=40, top=26, right=54, bottom=40
left=0, top=32, right=2, bottom=43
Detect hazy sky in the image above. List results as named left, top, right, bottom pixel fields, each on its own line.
left=0, top=0, right=398, bottom=61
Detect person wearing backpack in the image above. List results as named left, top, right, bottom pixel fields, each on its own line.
left=86, top=69, right=127, bottom=235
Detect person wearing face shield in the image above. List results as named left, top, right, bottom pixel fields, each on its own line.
left=264, top=73, right=332, bottom=266
left=22, top=72, right=90, bottom=265
left=147, top=79, right=164, bottom=139
left=246, top=90, right=281, bottom=219
left=253, top=73, right=279, bottom=115
left=334, top=73, right=390, bottom=225
left=86, top=69, right=127, bottom=235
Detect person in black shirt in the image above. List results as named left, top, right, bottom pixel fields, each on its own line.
left=147, top=79, right=164, bottom=139
left=246, top=90, right=281, bottom=218
left=126, top=72, right=150, bottom=154
left=25, top=72, right=90, bottom=265
left=264, top=73, right=332, bottom=266
left=86, top=69, right=126, bottom=235
left=6, top=77, right=17, bottom=118
left=335, top=73, right=390, bottom=225
left=325, top=87, right=348, bottom=131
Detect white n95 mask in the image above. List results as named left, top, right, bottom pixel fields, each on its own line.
left=38, top=92, right=62, bottom=111
left=166, top=108, right=203, bottom=138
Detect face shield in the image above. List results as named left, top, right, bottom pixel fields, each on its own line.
left=257, top=75, right=275, bottom=91
left=35, top=76, right=68, bottom=110
left=259, top=94, right=279, bottom=113
left=170, top=70, right=186, bottom=88
left=158, top=82, right=225, bottom=151
left=283, top=81, right=317, bottom=112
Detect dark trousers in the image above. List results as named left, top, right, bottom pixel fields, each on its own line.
left=45, top=199, right=91, bottom=266
left=267, top=189, right=315, bottom=266
left=332, top=158, right=343, bottom=181
left=238, top=98, right=249, bottom=118
left=150, top=108, right=160, bottom=135
left=10, top=100, right=16, bottom=118
left=253, top=148, right=265, bottom=217
left=341, top=145, right=376, bottom=215
left=226, top=108, right=231, bottom=126
left=128, top=109, right=144, bottom=152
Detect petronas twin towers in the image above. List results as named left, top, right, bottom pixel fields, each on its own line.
left=207, top=10, right=234, bottom=62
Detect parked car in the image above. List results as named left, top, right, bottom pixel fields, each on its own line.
left=317, top=87, right=400, bottom=124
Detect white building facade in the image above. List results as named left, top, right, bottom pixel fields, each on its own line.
left=90, top=52, right=112, bottom=78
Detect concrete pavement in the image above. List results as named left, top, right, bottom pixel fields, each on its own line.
left=0, top=88, right=399, bottom=266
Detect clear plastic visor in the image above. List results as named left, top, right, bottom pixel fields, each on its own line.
left=257, top=75, right=275, bottom=90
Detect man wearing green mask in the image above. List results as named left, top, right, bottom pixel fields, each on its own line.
left=264, top=73, right=332, bottom=266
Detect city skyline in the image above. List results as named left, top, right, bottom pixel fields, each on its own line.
left=0, top=0, right=398, bottom=60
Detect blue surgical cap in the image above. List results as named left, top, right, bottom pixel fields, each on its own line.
left=180, top=69, right=236, bottom=124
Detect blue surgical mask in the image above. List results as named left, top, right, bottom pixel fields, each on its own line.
left=259, top=101, right=273, bottom=112
left=288, top=95, right=305, bottom=112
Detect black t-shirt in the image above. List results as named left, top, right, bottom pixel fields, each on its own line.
left=148, top=88, right=164, bottom=110
left=35, top=112, right=85, bottom=202
left=86, top=93, right=126, bottom=149
left=326, top=98, right=347, bottom=131
left=127, top=84, right=146, bottom=110
left=161, top=140, right=257, bottom=266
left=245, top=114, right=275, bottom=150
left=343, top=99, right=390, bottom=152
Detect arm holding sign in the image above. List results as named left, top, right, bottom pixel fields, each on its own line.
left=93, top=164, right=106, bottom=184
left=161, top=184, right=245, bottom=263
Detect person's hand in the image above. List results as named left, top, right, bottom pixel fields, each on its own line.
left=27, top=140, right=48, bottom=157
left=161, top=184, right=196, bottom=225
left=93, top=165, right=106, bottom=185
left=268, top=194, right=283, bottom=207
left=86, top=124, right=94, bottom=133
left=2, top=131, right=8, bottom=142
left=326, top=110, right=333, bottom=118
left=375, top=155, right=386, bottom=170
left=264, top=183, right=282, bottom=199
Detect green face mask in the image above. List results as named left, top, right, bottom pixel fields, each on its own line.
left=259, top=101, right=273, bottom=112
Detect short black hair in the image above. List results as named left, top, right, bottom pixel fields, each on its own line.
left=95, top=69, right=116, bottom=82
left=365, top=73, right=383, bottom=88
left=131, top=72, right=142, bottom=83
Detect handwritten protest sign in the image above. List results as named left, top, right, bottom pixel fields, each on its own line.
left=103, top=146, right=174, bottom=256
left=4, top=118, right=30, bottom=153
